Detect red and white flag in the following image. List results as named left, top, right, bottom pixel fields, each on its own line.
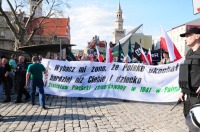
left=193, top=0, right=200, bottom=14
left=160, top=27, right=182, bottom=62
left=105, top=42, right=113, bottom=63
left=95, top=46, right=103, bottom=62
left=147, top=48, right=153, bottom=65
left=140, top=48, right=150, bottom=65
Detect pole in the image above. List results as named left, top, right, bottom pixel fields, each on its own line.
left=60, top=39, right=62, bottom=59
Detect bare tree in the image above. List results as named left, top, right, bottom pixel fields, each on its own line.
left=0, top=0, right=69, bottom=51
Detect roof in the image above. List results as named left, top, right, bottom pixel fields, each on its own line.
left=127, top=24, right=143, bottom=35
left=112, top=24, right=143, bottom=51
left=171, top=18, right=200, bottom=30
left=18, top=43, right=75, bottom=57
left=24, top=17, right=70, bottom=36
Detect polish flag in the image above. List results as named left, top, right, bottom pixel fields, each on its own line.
left=140, top=47, right=150, bottom=65
left=147, top=48, right=153, bottom=65
left=95, top=46, right=103, bottom=62
left=193, top=0, right=200, bottom=14
left=160, top=27, right=182, bottom=62
left=105, top=42, right=113, bottom=63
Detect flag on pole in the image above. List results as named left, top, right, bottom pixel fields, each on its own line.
left=95, top=46, right=103, bottom=62
left=140, top=47, right=150, bottom=65
left=117, top=42, right=124, bottom=62
left=133, top=42, right=142, bottom=62
left=66, top=46, right=77, bottom=61
left=160, top=26, right=182, bottom=62
left=128, top=38, right=132, bottom=62
left=105, top=42, right=113, bottom=63
left=147, top=48, right=153, bottom=65
left=193, top=0, right=200, bottom=14
left=126, top=54, right=132, bottom=63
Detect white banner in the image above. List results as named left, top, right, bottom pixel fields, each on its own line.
left=41, top=58, right=184, bottom=102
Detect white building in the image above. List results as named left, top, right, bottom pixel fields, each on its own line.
left=167, top=18, right=200, bottom=57
left=29, top=0, right=42, bottom=18
left=112, top=1, right=125, bottom=44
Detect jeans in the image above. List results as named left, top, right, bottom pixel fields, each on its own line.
left=29, top=79, right=45, bottom=107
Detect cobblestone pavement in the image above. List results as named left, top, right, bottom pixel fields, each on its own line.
left=0, top=94, right=188, bottom=132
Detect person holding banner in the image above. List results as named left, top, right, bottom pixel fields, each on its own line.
left=179, top=27, right=200, bottom=131
left=26, top=56, right=47, bottom=110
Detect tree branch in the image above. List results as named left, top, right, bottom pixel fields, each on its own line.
left=0, top=0, right=18, bottom=38
left=6, top=0, right=22, bottom=30
left=25, top=0, right=43, bottom=28
left=26, top=17, right=47, bottom=45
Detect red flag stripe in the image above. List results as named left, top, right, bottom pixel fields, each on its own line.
left=147, top=49, right=153, bottom=65
left=160, top=27, right=182, bottom=62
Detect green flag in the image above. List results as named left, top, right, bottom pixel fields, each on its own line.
left=128, top=38, right=132, bottom=62
left=117, top=42, right=124, bottom=62
left=66, top=46, right=77, bottom=61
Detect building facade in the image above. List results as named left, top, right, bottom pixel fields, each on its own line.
left=0, top=0, right=72, bottom=60
left=167, top=18, right=200, bottom=57
left=25, top=0, right=71, bottom=59
left=112, top=2, right=125, bottom=44
left=0, top=12, right=15, bottom=51
left=29, top=0, right=42, bottom=18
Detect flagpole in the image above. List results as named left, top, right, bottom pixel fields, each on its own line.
left=60, top=39, right=62, bottom=59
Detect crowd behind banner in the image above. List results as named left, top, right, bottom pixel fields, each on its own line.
left=80, top=42, right=163, bottom=65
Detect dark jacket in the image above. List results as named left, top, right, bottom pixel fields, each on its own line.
left=15, top=62, right=28, bottom=82
left=179, top=47, right=200, bottom=94
left=0, top=66, right=3, bottom=84
left=2, top=64, right=11, bottom=82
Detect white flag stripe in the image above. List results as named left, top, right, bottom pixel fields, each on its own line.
left=161, top=26, right=176, bottom=61
left=106, top=43, right=110, bottom=63
left=148, top=48, right=153, bottom=64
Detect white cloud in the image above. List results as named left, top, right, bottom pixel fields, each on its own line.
left=64, top=4, right=115, bottom=49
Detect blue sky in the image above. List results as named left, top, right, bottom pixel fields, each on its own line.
left=65, top=0, right=200, bottom=49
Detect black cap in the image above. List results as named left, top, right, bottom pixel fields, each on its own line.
left=163, top=51, right=168, bottom=54
left=180, top=27, right=200, bottom=37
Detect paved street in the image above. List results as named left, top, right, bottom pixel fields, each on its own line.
left=0, top=94, right=188, bottom=132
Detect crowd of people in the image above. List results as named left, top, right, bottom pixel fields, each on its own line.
left=0, top=27, right=200, bottom=130
left=0, top=55, right=48, bottom=115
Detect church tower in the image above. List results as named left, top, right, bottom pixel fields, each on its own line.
left=112, top=1, right=125, bottom=44
left=29, top=0, right=42, bottom=17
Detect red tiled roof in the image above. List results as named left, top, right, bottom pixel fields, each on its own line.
left=24, top=17, right=70, bottom=36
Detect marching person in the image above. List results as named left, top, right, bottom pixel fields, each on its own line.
left=15, top=56, right=30, bottom=103
left=179, top=27, right=200, bottom=131
left=9, top=54, right=17, bottom=92
left=0, top=58, right=3, bottom=101
left=1, top=58, right=12, bottom=102
left=26, top=56, right=47, bottom=110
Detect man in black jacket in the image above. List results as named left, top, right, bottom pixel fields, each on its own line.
left=15, top=56, right=30, bottom=103
left=179, top=27, right=200, bottom=131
